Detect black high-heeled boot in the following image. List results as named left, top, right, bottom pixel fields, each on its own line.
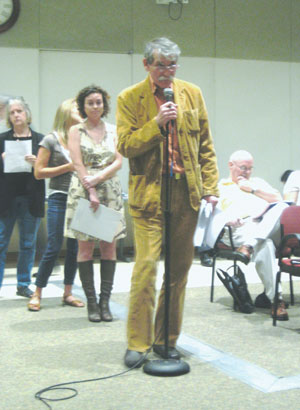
left=78, top=260, right=101, bottom=322
left=99, top=259, right=116, bottom=322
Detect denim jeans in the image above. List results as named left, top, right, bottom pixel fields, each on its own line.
left=35, top=193, right=78, bottom=288
left=0, top=195, right=41, bottom=288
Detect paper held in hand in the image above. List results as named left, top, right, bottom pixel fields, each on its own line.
left=4, top=140, right=32, bottom=173
left=193, top=200, right=213, bottom=250
left=70, top=198, right=122, bottom=243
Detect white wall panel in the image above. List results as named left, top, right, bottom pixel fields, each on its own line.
left=290, top=63, right=300, bottom=172
left=0, top=47, right=40, bottom=129
left=215, top=58, right=291, bottom=190
left=39, top=50, right=133, bottom=194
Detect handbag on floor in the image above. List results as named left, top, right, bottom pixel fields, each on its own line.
left=216, top=266, right=255, bottom=314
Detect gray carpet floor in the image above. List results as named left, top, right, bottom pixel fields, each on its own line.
left=1, top=258, right=300, bottom=409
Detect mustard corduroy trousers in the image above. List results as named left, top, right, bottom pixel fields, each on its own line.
left=127, top=177, right=199, bottom=352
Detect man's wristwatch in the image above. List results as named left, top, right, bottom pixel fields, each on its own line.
left=251, top=189, right=256, bottom=195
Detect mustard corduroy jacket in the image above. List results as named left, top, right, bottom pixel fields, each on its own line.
left=116, top=75, right=219, bottom=217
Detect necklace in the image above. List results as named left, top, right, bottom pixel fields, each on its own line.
left=13, top=131, right=31, bottom=139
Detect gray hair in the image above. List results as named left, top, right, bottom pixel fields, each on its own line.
left=6, top=96, right=32, bottom=128
left=229, top=150, right=253, bottom=163
left=144, top=37, right=181, bottom=64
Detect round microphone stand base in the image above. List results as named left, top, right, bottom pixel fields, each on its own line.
left=143, top=359, right=190, bottom=377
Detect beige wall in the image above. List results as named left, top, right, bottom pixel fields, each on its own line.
left=1, top=0, right=300, bottom=62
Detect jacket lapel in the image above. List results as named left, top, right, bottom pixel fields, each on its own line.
left=139, top=76, right=159, bottom=123
left=173, top=80, right=185, bottom=135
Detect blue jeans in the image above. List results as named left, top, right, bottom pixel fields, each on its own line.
left=0, top=195, right=41, bottom=288
left=35, top=193, right=78, bottom=288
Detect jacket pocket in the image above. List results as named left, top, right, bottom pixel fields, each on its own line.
left=183, top=109, right=200, bottom=135
left=128, top=175, right=159, bottom=213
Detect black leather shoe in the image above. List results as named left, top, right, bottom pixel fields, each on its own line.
left=255, top=292, right=289, bottom=309
left=254, top=292, right=271, bottom=308
left=16, top=286, right=33, bottom=298
left=200, top=252, right=213, bottom=267
left=124, top=349, right=146, bottom=368
left=153, top=345, right=181, bottom=360
left=235, top=245, right=253, bottom=265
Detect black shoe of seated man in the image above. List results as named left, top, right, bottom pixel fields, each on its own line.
left=153, top=345, right=181, bottom=360
left=235, top=245, right=253, bottom=265
left=124, top=349, right=146, bottom=368
left=16, top=286, right=33, bottom=298
left=200, top=252, right=213, bottom=267
left=254, top=292, right=272, bottom=308
left=255, top=292, right=289, bottom=309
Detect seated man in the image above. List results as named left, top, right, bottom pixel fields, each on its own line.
left=217, top=150, right=289, bottom=320
left=283, top=170, right=300, bottom=204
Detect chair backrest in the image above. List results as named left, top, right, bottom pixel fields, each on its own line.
left=280, top=206, right=300, bottom=256
left=280, top=205, right=300, bottom=236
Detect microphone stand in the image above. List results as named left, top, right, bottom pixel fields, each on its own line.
left=143, top=116, right=190, bottom=377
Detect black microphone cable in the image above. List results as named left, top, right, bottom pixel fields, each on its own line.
left=34, top=331, right=164, bottom=409
left=35, top=349, right=151, bottom=409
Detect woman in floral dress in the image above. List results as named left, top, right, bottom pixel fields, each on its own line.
left=65, top=85, right=126, bottom=322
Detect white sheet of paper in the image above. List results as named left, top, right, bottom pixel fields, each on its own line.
left=70, top=198, right=122, bottom=243
left=204, top=201, right=293, bottom=248
left=194, top=200, right=213, bottom=249
left=4, top=140, right=32, bottom=173
left=194, top=200, right=236, bottom=250
left=205, top=207, right=230, bottom=248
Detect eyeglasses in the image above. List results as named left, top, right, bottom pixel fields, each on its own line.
left=152, top=64, right=180, bottom=72
left=236, top=165, right=254, bottom=172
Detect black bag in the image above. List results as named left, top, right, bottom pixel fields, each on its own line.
left=216, top=266, right=255, bottom=314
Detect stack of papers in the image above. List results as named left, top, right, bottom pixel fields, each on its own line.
left=70, top=198, right=122, bottom=243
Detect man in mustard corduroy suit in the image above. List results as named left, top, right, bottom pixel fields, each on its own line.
left=116, top=37, right=219, bottom=368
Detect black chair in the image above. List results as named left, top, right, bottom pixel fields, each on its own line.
left=273, top=205, right=300, bottom=326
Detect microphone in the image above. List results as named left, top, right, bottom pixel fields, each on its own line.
left=163, top=88, right=174, bottom=104
left=163, top=88, right=174, bottom=176
left=163, top=88, right=175, bottom=128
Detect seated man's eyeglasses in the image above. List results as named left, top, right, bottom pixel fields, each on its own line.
left=237, top=165, right=254, bottom=172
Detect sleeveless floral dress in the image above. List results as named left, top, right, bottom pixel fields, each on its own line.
left=64, top=122, right=126, bottom=241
